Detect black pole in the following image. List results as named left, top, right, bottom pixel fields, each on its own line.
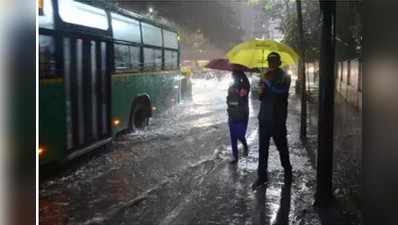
left=296, top=0, right=307, bottom=140
left=315, top=0, right=336, bottom=207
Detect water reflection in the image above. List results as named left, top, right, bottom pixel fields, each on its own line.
left=254, top=186, right=269, bottom=225
left=253, top=180, right=292, bottom=225
left=191, top=78, right=230, bottom=105
left=228, top=163, right=239, bottom=184
left=273, top=181, right=292, bottom=225
left=238, top=127, right=259, bottom=173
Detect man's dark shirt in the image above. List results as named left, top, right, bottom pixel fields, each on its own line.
left=258, top=68, right=291, bottom=130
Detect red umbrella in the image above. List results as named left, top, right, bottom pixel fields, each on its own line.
left=205, top=58, right=258, bottom=72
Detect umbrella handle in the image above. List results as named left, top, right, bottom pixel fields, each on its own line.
left=263, top=49, right=266, bottom=68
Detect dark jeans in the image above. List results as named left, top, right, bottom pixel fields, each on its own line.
left=228, top=120, right=248, bottom=159
left=257, top=122, right=292, bottom=180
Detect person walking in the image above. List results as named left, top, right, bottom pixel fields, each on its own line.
left=227, top=70, right=250, bottom=163
left=252, top=52, right=292, bottom=190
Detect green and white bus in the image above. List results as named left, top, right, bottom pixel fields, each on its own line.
left=39, top=0, right=181, bottom=165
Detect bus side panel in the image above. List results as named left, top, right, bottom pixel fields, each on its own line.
left=150, top=72, right=181, bottom=114
left=111, top=71, right=180, bottom=135
left=39, top=80, right=66, bottom=164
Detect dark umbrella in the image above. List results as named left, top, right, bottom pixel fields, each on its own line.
left=205, top=58, right=258, bottom=72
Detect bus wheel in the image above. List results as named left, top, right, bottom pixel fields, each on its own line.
left=129, top=102, right=150, bottom=132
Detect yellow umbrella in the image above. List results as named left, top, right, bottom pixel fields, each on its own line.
left=226, top=39, right=299, bottom=68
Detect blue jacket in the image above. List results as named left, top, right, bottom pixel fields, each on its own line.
left=258, top=68, right=291, bottom=129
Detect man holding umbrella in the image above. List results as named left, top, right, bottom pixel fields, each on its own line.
left=252, top=52, right=293, bottom=190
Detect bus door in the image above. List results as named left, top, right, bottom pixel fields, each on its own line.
left=63, top=34, right=112, bottom=152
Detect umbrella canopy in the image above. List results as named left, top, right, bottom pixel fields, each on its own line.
left=205, top=58, right=259, bottom=72
left=226, top=39, right=299, bottom=68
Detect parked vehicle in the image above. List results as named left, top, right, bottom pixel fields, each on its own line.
left=39, top=0, right=181, bottom=164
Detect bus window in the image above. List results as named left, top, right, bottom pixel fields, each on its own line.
left=114, top=44, right=130, bottom=71
left=111, top=13, right=141, bottom=43
left=129, top=46, right=141, bottom=71
left=142, top=23, right=162, bottom=47
left=154, top=49, right=162, bottom=71
left=164, top=50, right=178, bottom=70
left=39, top=0, right=54, bottom=29
left=58, top=0, right=109, bottom=30
left=114, top=44, right=141, bottom=72
left=163, top=30, right=178, bottom=49
left=39, top=35, right=57, bottom=78
left=143, top=48, right=162, bottom=71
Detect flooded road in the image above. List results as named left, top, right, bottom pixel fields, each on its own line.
left=40, top=78, right=317, bottom=225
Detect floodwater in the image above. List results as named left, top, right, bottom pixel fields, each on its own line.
left=40, top=77, right=317, bottom=225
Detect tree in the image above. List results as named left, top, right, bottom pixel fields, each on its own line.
left=316, top=0, right=336, bottom=207
left=253, top=0, right=294, bottom=39
left=282, top=1, right=322, bottom=63
left=335, top=1, right=362, bottom=61
left=296, top=0, right=307, bottom=139
left=257, top=0, right=320, bottom=139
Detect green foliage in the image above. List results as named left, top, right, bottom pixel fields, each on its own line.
left=255, top=0, right=322, bottom=62
left=259, top=0, right=362, bottom=62
left=335, top=1, right=362, bottom=60
left=281, top=1, right=321, bottom=62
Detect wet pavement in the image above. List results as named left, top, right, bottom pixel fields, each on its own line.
left=40, top=78, right=325, bottom=225
left=306, top=87, right=362, bottom=225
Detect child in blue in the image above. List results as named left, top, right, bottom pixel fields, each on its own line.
left=227, top=70, right=250, bottom=163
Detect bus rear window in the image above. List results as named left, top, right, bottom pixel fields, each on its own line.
left=39, top=35, right=57, bottom=79
left=164, top=50, right=178, bottom=70
left=163, top=30, right=178, bottom=49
